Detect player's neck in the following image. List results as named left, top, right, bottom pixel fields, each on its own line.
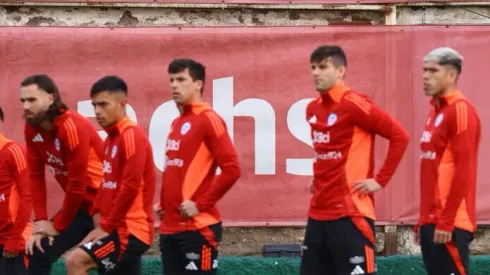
left=178, top=96, right=203, bottom=115
left=432, top=85, right=457, bottom=108
left=39, top=119, right=53, bottom=131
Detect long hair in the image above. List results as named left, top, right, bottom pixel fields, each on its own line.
left=20, top=74, right=68, bottom=121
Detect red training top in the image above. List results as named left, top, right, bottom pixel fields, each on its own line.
left=0, top=134, right=32, bottom=253
left=25, top=110, right=104, bottom=232
left=94, top=117, right=156, bottom=246
left=306, top=81, right=410, bottom=222
left=418, top=91, right=481, bottom=233
left=159, top=102, right=241, bottom=234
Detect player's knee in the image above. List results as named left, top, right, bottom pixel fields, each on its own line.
left=65, top=249, right=93, bottom=272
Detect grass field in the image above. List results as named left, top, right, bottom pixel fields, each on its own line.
left=51, top=255, right=490, bottom=274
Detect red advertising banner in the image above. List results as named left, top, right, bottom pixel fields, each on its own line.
left=1, top=26, right=489, bottom=226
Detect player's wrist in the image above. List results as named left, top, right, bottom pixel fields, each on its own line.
left=435, top=222, right=454, bottom=233
left=374, top=175, right=387, bottom=187
left=195, top=201, right=209, bottom=213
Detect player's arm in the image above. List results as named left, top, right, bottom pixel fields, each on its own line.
left=195, top=112, right=241, bottom=213
left=51, top=119, right=92, bottom=232
left=4, top=144, right=32, bottom=253
left=345, top=93, right=410, bottom=187
left=437, top=102, right=479, bottom=232
left=25, top=130, right=48, bottom=221
left=100, top=128, right=147, bottom=233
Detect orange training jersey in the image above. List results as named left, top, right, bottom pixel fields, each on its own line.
left=24, top=110, right=104, bottom=232
left=418, top=91, right=480, bottom=233
left=0, top=134, right=32, bottom=253
left=306, top=82, right=409, bottom=222
left=159, top=102, right=241, bottom=234
left=94, top=117, right=156, bottom=246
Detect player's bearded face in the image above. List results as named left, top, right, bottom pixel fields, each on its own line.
left=311, top=58, right=343, bottom=93
left=20, top=85, right=53, bottom=125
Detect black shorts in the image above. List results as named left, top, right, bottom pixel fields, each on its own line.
left=300, top=217, right=377, bottom=275
left=79, top=231, right=150, bottom=275
left=0, top=245, right=28, bottom=275
left=28, top=210, right=94, bottom=275
left=160, top=223, right=223, bottom=275
left=420, top=224, right=473, bottom=275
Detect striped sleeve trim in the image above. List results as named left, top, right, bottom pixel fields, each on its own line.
left=204, top=112, right=225, bottom=138
left=63, top=118, right=80, bottom=151
left=7, top=144, right=27, bottom=173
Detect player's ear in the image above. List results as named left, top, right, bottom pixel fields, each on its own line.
left=47, top=93, right=54, bottom=105
left=195, top=80, right=204, bottom=92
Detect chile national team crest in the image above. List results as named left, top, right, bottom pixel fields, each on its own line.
left=434, top=113, right=444, bottom=127
left=327, top=113, right=337, bottom=126
left=181, top=122, right=191, bottom=135
left=54, top=138, right=60, bottom=151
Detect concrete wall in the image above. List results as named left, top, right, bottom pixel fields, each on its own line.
left=1, top=2, right=490, bottom=256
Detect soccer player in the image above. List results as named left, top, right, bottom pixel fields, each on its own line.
left=19, top=74, right=104, bottom=275
left=416, top=47, right=480, bottom=275
left=0, top=106, right=32, bottom=275
left=158, top=58, right=241, bottom=275
left=300, top=45, right=410, bottom=275
left=64, top=76, right=156, bottom=275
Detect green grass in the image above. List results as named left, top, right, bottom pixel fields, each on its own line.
left=50, top=255, right=490, bottom=274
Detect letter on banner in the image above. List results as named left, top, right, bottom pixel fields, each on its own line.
left=286, top=98, right=314, bottom=176
left=212, top=77, right=276, bottom=175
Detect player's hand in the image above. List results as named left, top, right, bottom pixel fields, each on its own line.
left=3, top=250, right=17, bottom=258
left=308, top=179, right=314, bottom=194
left=351, top=178, right=382, bottom=195
left=180, top=200, right=199, bottom=219
left=34, top=220, right=60, bottom=237
left=79, top=228, right=109, bottom=245
left=26, top=233, right=54, bottom=255
left=154, top=203, right=163, bottom=219
left=433, top=229, right=452, bottom=244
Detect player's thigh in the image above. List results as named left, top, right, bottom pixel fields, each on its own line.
left=420, top=225, right=472, bottom=275
left=160, top=234, right=185, bottom=275
left=78, top=233, right=120, bottom=274
left=327, top=217, right=377, bottom=275
left=300, top=218, right=336, bottom=275
left=179, top=223, right=223, bottom=275
left=30, top=211, right=94, bottom=262
left=0, top=255, right=28, bottom=275
left=104, top=234, right=150, bottom=275
left=419, top=224, right=438, bottom=274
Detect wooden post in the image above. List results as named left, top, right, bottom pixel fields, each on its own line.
left=384, top=225, right=398, bottom=256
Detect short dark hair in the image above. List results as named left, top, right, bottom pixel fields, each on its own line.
left=168, top=58, right=206, bottom=93
left=0, top=106, right=4, bottom=121
left=310, top=45, right=347, bottom=67
left=90, top=76, right=128, bottom=97
left=21, top=74, right=68, bottom=120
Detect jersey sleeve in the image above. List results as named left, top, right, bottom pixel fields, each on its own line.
left=100, top=128, right=148, bottom=234
left=195, top=111, right=241, bottom=212
left=25, top=127, right=48, bottom=221
left=4, top=143, right=32, bottom=253
left=437, top=101, right=480, bottom=232
left=344, top=92, right=410, bottom=187
left=52, top=118, right=91, bottom=232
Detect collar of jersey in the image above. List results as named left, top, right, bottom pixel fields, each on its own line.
left=50, top=110, right=70, bottom=131
left=181, top=102, right=211, bottom=115
left=430, top=90, right=464, bottom=110
left=105, top=116, right=132, bottom=137
left=319, top=81, right=349, bottom=103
